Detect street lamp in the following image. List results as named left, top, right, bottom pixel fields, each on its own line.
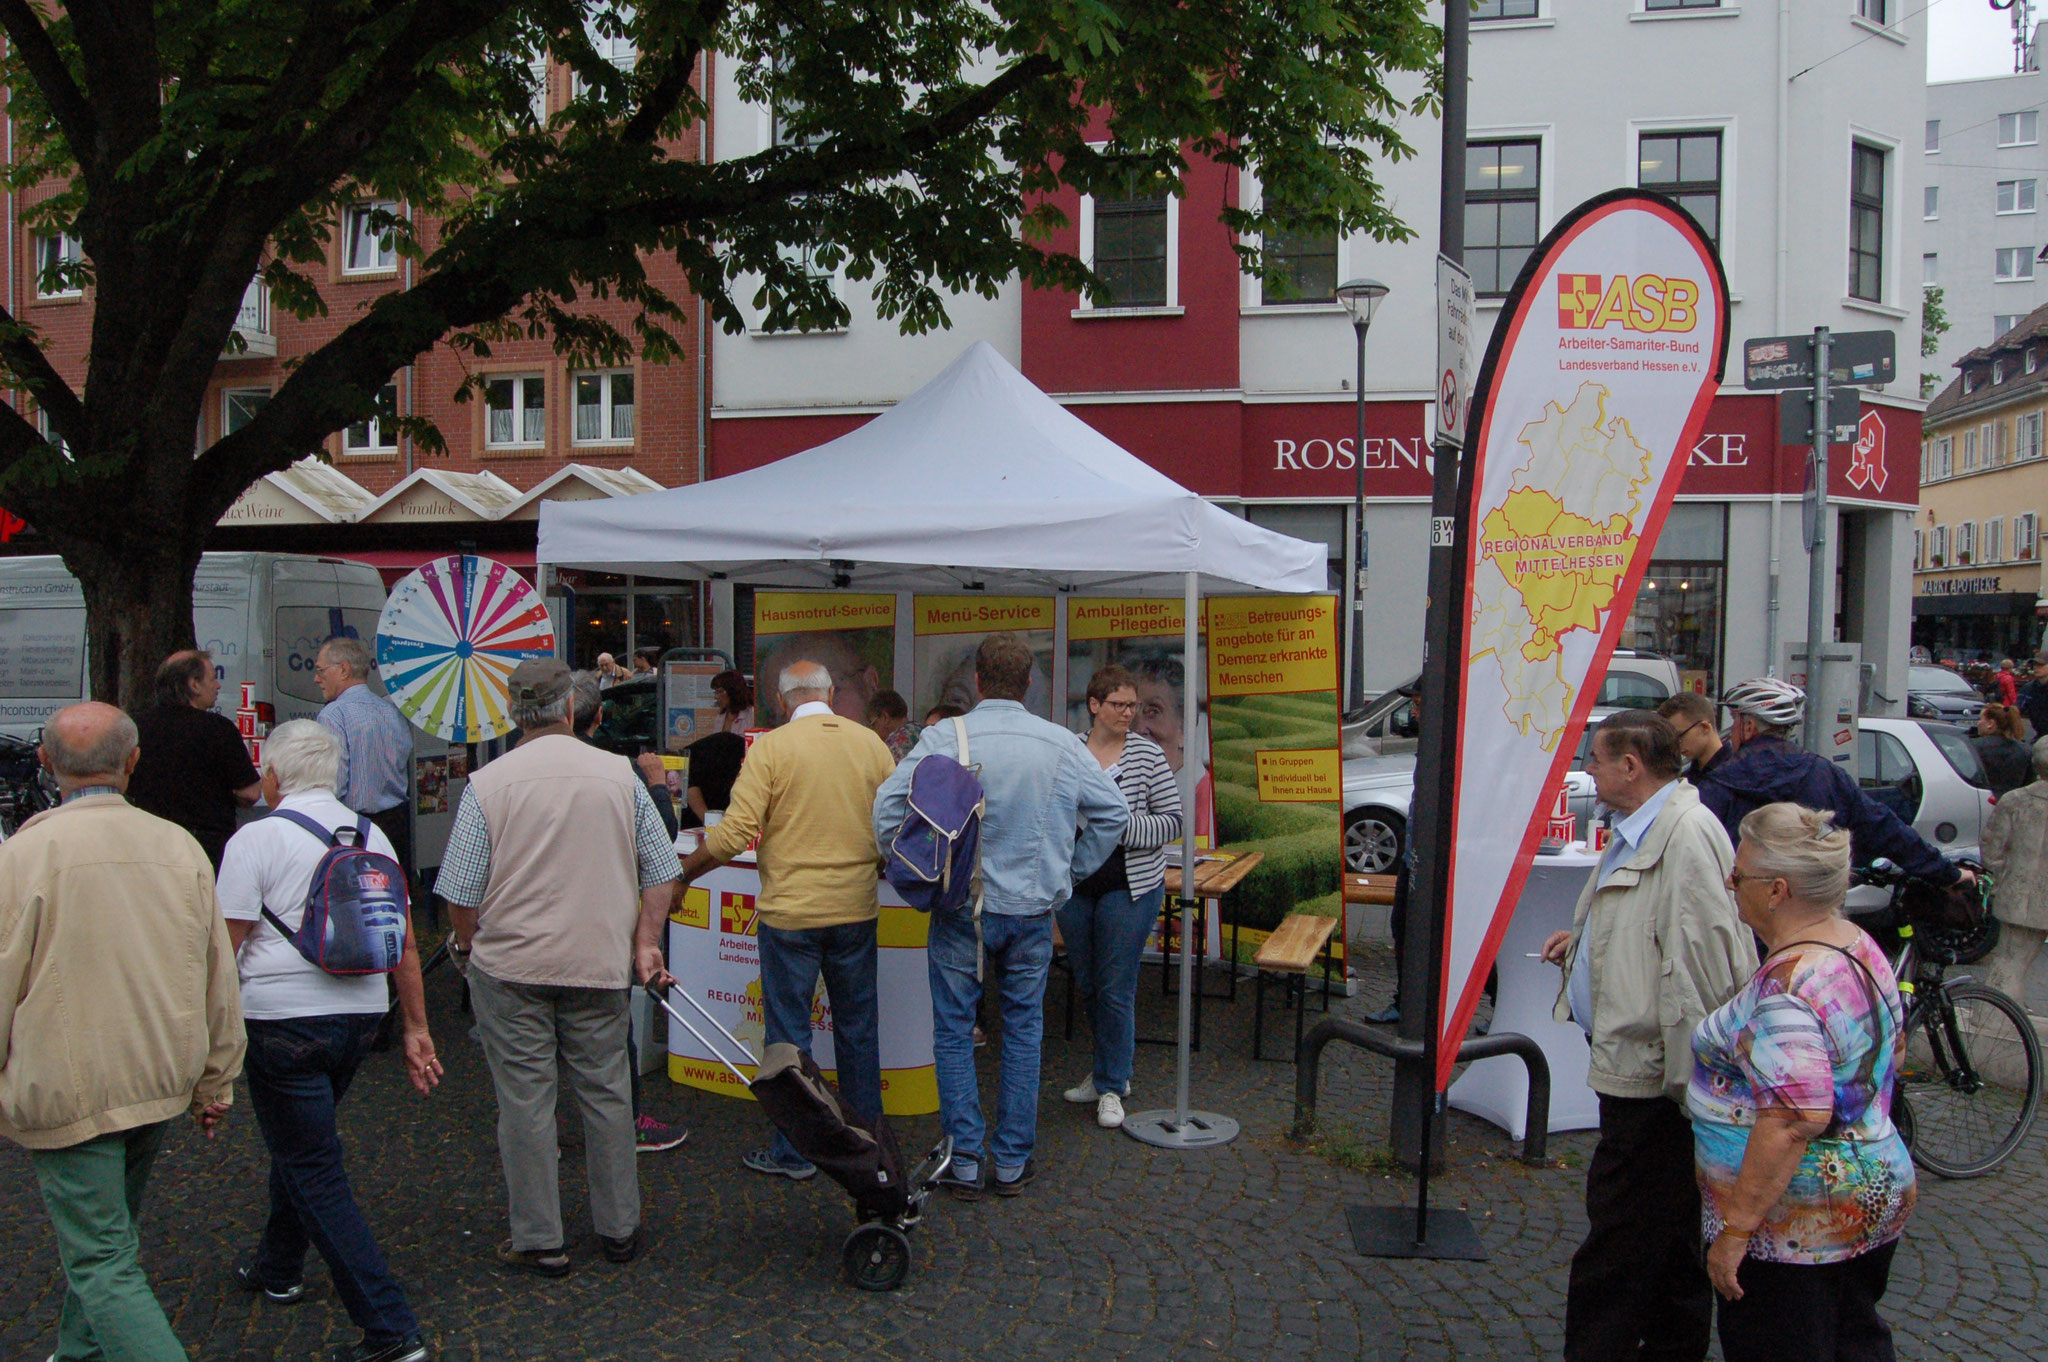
left=1336, top=276, right=1390, bottom=712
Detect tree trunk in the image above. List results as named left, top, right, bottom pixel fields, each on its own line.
left=66, top=537, right=203, bottom=712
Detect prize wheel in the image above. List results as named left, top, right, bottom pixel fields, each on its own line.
left=375, top=554, right=556, bottom=742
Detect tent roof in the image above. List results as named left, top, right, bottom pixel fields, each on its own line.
left=538, top=342, right=1325, bottom=596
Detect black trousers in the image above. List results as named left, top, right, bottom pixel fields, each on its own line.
left=1717, top=1240, right=1899, bottom=1362
left=1564, top=1094, right=1713, bottom=1362
left=367, top=804, right=415, bottom=894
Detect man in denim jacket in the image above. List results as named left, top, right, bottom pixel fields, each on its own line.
left=875, top=633, right=1127, bottom=1199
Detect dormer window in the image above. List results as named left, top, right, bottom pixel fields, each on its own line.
left=1966, top=370, right=1982, bottom=393
left=2030, top=349, right=2040, bottom=374
left=1995, top=359, right=2007, bottom=384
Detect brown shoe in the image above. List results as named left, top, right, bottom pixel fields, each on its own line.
left=495, top=1240, right=571, bottom=1278
left=599, top=1229, right=642, bottom=1264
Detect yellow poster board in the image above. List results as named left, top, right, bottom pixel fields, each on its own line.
left=1254, top=747, right=1343, bottom=802
left=912, top=595, right=1057, bottom=718
left=1206, top=597, right=1339, bottom=696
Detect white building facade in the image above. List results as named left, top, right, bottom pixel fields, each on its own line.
left=705, top=1, right=1928, bottom=707
left=1924, top=66, right=2048, bottom=382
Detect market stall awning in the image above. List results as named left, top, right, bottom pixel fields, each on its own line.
left=218, top=456, right=379, bottom=526
left=538, top=342, right=1325, bottom=596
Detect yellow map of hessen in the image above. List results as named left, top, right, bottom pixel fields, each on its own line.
left=1472, top=382, right=1652, bottom=749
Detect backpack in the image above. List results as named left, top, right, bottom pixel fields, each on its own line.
left=885, top=717, right=985, bottom=916
left=260, top=810, right=410, bottom=975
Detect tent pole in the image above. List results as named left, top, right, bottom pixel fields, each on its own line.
left=1122, top=570, right=1239, bottom=1150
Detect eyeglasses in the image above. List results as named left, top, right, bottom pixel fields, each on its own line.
left=1099, top=699, right=1139, bottom=713
left=1727, top=870, right=1779, bottom=889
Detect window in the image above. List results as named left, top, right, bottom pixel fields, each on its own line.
left=343, top=201, right=398, bottom=274
left=485, top=374, right=545, bottom=447
left=1933, top=434, right=1954, bottom=479
left=1857, top=0, right=1887, bottom=20
left=1261, top=220, right=1338, bottom=304
left=1645, top=0, right=1721, bottom=9
left=1997, top=418, right=2012, bottom=463
left=1849, top=143, right=1886, bottom=302
left=1965, top=427, right=1980, bottom=469
left=1997, top=313, right=2026, bottom=338
left=1932, top=524, right=1950, bottom=564
left=344, top=383, right=399, bottom=454
left=2031, top=349, right=2041, bottom=374
left=2018, top=512, right=2040, bottom=560
left=36, top=409, right=68, bottom=460
left=1958, top=520, right=1978, bottom=564
left=1914, top=528, right=1925, bottom=570
left=1997, top=247, right=2035, bottom=282
left=573, top=369, right=635, bottom=443
left=2020, top=412, right=2044, bottom=461
left=1638, top=131, right=1722, bottom=246
left=1926, top=119, right=1941, bottom=153
left=1923, top=253, right=1937, bottom=288
left=1473, top=0, right=1538, bottom=16
left=1996, top=359, right=2008, bottom=384
left=585, top=3, right=637, bottom=66
left=2000, top=111, right=2039, bottom=147
left=1999, top=179, right=2039, bottom=214
left=223, top=388, right=269, bottom=436
left=528, top=58, right=550, bottom=123
left=33, top=231, right=82, bottom=298
left=1090, top=170, right=1171, bottom=308
left=1924, top=184, right=1939, bottom=219
left=1988, top=517, right=2006, bottom=564
left=1466, top=138, right=1541, bottom=297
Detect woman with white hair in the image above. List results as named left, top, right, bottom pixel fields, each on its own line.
left=216, top=720, right=440, bottom=1362
left=1690, top=802, right=1916, bottom=1362
left=1983, top=735, right=2048, bottom=1003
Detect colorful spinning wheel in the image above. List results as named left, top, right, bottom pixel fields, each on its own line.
left=375, top=555, right=556, bottom=742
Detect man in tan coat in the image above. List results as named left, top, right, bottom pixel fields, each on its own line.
left=1541, top=710, right=1755, bottom=1362
left=1983, top=736, right=2048, bottom=1003
left=0, top=702, right=245, bottom=1362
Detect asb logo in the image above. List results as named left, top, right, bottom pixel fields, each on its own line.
left=719, top=891, right=758, bottom=936
left=1556, top=273, right=1701, bottom=333
left=1845, top=409, right=1888, bottom=494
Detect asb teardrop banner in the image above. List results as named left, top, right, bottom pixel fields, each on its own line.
left=1434, top=191, right=1729, bottom=1087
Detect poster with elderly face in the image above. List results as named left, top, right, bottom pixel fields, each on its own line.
left=1065, top=599, right=1205, bottom=771
left=912, top=596, right=1056, bottom=721
left=750, top=592, right=895, bottom=726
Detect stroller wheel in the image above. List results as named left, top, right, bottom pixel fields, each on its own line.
left=842, top=1223, right=911, bottom=1292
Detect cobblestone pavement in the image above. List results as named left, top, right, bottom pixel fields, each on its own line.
left=3, top=938, right=2044, bottom=1361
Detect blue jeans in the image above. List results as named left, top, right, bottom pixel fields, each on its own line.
left=1056, top=886, right=1162, bottom=1097
left=245, top=1014, right=419, bottom=1345
left=927, top=908, right=1055, bottom=1172
left=758, top=919, right=883, bottom=1167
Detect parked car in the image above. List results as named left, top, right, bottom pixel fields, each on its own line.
left=1342, top=744, right=1598, bottom=875
left=1345, top=652, right=1684, bottom=762
left=1906, top=664, right=1986, bottom=725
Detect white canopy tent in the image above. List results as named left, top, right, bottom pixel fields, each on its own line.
left=536, top=341, right=1324, bottom=596
left=539, top=341, right=1330, bottom=1149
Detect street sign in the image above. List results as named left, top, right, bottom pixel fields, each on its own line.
left=1435, top=254, right=1474, bottom=448
left=1778, top=391, right=1862, bottom=448
left=1741, top=329, right=1896, bottom=390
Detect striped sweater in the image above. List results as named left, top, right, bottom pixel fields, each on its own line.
left=1094, top=732, right=1184, bottom=897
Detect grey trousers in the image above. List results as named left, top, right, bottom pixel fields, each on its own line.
left=469, top=967, right=639, bottom=1249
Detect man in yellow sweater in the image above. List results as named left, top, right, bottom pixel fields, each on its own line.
left=679, top=659, right=897, bottom=1179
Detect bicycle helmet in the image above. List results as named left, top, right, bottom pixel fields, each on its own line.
left=1720, top=676, right=1806, bottom=729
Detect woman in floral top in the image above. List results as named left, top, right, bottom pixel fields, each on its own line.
left=1690, top=802, right=1916, bottom=1362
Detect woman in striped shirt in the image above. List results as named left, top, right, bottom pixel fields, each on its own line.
left=1057, top=665, right=1184, bottom=1130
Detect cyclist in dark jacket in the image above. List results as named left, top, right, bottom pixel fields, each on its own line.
left=2019, top=652, right=2048, bottom=740
left=1697, top=677, right=1967, bottom=888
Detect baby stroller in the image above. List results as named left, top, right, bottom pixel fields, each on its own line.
left=650, top=980, right=952, bottom=1291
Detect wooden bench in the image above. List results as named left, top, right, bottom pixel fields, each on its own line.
left=1343, top=873, right=1398, bottom=907
left=1251, top=912, right=1340, bottom=1060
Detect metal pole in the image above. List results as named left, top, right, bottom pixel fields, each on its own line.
left=1353, top=317, right=1369, bottom=712
left=1390, top=0, right=1466, bottom=1174
left=1802, top=327, right=1832, bottom=753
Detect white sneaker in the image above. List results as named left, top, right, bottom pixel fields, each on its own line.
left=1096, top=1091, right=1125, bottom=1129
left=1064, top=1076, right=1099, bottom=1104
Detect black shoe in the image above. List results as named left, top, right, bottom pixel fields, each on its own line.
left=990, top=1159, right=1037, bottom=1197
left=329, top=1336, right=428, bottom=1362
left=936, top=1161, right=986, bottom=1203
left=600, top=1228, right=642, bottom=1264
left=232, top=1261, right=305, bottom=1305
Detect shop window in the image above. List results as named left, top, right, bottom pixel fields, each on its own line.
left=1638, top=130, right=1721, bottom=246
left=1999, top=179, right=2038, bottom=214
left=1467, top=138, right=1541, bottom=297
left=344, top=382, right=399, bottom=454
left=573, top=369, right=635, bottom=444
left=343, top=201, right=398, bottom=274
left=1849, top=143, right=1886, bottom=303
left=1622, top=504, right=1727, bottom=695
left=223, top=387, right=270, bottom=435
left=486, top=373, right=546, bottom=448
left=33, top=231, right=83, bottom=298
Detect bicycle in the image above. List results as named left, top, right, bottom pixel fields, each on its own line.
left=1854, top=860, right=2042, bottom=1178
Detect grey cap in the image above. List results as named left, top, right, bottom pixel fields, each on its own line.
left=508, top=658, right=573, bottom=707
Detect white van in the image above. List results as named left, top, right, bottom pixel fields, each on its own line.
left=0, top=552, right=388, bottom=738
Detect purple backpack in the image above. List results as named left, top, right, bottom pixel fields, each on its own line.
left=885, top=718, right=985, bottom=915
left=260, top=810, right=410, bottom=975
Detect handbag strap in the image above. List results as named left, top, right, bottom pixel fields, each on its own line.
left=1762, top=937, right=1893, bottom=1129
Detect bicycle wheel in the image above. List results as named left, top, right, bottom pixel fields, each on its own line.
left=1901, top=981, right=2042, bottom=1179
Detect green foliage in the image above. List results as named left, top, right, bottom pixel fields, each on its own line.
left=1922, top=284, right=1950, bottom=359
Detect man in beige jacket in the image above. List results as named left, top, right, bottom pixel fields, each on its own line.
left=0, top=701, right=245, bottom=1362
left=1540, top=710, right=1755, bottom=1362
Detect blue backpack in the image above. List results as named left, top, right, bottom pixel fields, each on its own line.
left=260, top=810, right=410, bottom=975
left=885, top=718, right=985, bottom=916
